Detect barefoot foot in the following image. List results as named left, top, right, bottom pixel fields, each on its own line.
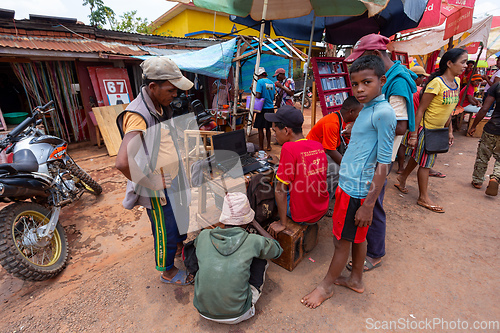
left=301, top=286, right=334, bottom=309
left=334, top=276, right=364, bottom=293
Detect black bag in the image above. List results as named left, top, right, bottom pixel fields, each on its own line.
left=423, top=111, right=449, bottom=154
left=335, top=112, right=347, bottom=155
left=246, top=173, right=276, bottom=228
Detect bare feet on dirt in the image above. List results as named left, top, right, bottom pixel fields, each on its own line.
left=301, top=284, right=334, bottom=309
left=334, top=276, right=364, bottom=293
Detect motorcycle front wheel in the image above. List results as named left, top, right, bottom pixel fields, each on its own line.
left=0, top=202, right=68, bottom=281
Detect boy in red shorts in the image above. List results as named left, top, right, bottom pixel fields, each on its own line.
left=264, top=105, right=329, bottom=237
left=301, top=55, right=396, bottom=309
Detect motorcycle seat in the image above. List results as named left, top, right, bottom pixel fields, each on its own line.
left=0, top=164, right=18, bottom=175
left=1, top=149, right=40, bottom=173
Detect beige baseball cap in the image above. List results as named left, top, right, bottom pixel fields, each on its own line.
left=410, top=66, right=429, bottom=77
left=140, top=56, right=193, bottom=90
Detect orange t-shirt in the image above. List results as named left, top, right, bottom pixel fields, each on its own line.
left=306, top=112, right=344, bottom=151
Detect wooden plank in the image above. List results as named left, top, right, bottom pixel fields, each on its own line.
left=92, top=104, right=128, bottom=156
left=0, top=106, right=8, bottom=132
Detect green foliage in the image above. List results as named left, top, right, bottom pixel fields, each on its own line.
left=110, top=10, right=153, bottom=34
left=83, top=0, right=115, bottom=28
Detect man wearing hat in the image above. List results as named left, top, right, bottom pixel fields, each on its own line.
left=254, top=67, right=276, bottom=151
left=193, top=192, right=282, bottom=324
left=345, top=34, right=417, bottom=272
left=273, top=68, right=295, bottom=107
left=265, top=105, right=329, bottom=237
left=116, top=56, right=193, bottom=285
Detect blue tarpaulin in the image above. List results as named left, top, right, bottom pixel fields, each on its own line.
left=134, top=38, right=237, bottom=79
left=134, top=37, right=291, bottom=88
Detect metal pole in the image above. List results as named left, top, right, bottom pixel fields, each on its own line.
left=458, top=43, right=483, bottom=108
left=301, top=15, right=315, bottom=113
left=248, top=0, right=268, bottom=134
left=232, top=37, right=242, bottom=130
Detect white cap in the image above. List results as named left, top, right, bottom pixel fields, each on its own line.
left=219, top=192, right=255, bottom=226
left=257, top=67, right=266, bottom=76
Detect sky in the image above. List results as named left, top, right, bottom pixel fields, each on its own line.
left=2, top=0, right=500, bottom=27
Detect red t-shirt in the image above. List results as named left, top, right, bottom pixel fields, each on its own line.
left=276, top=139, right=329, bottom=223
left=459, top=85, right=475, bottom=107
left=306, top=112, right=345, bottom=150
left=412, top=86, right=422, bottom=116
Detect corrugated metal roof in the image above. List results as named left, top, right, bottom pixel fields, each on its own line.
left=0, top=35, right=148, bottom=56
left=137, top=45, right=194, bottom=56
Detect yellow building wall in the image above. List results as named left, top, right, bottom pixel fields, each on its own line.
left=155, top=8, right=285, bottom=39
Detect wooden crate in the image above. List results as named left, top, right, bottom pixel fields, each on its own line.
left=272, top=222, right=318, bottom=271
left=467, top=116, right=490, bottom=138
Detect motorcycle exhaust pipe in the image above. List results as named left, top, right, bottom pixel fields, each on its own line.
left=0, top=182, right=48, bottom=198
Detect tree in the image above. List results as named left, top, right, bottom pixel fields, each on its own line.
left=83, top=0, right=115, bottom=28
left=110, top=11, right=153, bottom=34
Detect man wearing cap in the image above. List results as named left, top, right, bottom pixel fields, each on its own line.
left=345, top=34, right=417, bottom=271
left=254, top=67, right=276, bottom=151
left=116, top=56, right=193, bottom=285
left=273, top=68, right=295, bottom=107
left=265, top=105, right=329, bottom=236
left=460, top=60, right=476, bottom=89
left=459, top=74, right=483, bottom=111
left=193, top=192, right=282, bottom=324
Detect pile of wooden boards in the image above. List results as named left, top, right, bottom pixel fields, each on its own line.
left=91, top=104, right=128, bottom=156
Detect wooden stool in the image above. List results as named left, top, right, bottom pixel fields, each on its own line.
left=272, top=221, right=319, bottom=271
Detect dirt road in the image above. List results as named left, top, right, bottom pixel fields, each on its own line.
left=0, top=126, right=499, bottom=332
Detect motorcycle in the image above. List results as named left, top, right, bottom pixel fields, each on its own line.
left=0, top=101, right=102, bottom=281
left=293, top=87, right=312, bottom=109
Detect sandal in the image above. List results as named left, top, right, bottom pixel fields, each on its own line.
left=485, top=178, right=499, bottom=196
left=471, top=181, right=482, bottom=189
left=346, top=259, right=382, bottom=272
left=160, top=269, right=190, bottom=286
left=394, top=183, right=409, bottom=194
left=429, top=171, right=446, bottom=178
left=417, top=200, right=445, bottom=213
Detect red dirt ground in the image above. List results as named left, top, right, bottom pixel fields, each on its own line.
left=0, top=106, right=499, bottom=332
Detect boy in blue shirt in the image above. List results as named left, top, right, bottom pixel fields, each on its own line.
left=301, top=55, right=396, bottom=309
left=254, top=67, right=276, bottom=151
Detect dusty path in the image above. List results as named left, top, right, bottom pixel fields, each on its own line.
left=0, top=126, right=499, bottom=332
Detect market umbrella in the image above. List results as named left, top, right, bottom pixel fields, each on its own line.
left=172, top=0, right=391, bottom=113
left=231, top=0, right=428, bottom=45
left=324, top=0, right=428, bottom=45
left=229, top=0, right=427, bottom=111
left=400, top=0, right=475, bottom=41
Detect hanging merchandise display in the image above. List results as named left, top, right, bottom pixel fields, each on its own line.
left=11, top=61, right=87, bottom=142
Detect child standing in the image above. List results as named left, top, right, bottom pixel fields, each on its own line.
left=301, top=55, right=396, bottom=309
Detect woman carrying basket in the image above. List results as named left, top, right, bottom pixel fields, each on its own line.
left=395, top=48, right=468, bottom=213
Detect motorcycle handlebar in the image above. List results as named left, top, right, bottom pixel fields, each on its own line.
left=38, top=100, right=54, bottom=111
left=7, top=100, right=53, bottom=139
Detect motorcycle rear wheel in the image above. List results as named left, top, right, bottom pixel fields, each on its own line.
left=0, top=202, right=68, bottom=281
left=67, top=162, right=102, bottom=195
left=293, top=95, right=312, bottom=109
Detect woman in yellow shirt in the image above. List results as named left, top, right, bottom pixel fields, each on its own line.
left=395, top=48, right=468, bottom=213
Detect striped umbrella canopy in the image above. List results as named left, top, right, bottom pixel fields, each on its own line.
left=172, top=0, right=390, bottom=20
